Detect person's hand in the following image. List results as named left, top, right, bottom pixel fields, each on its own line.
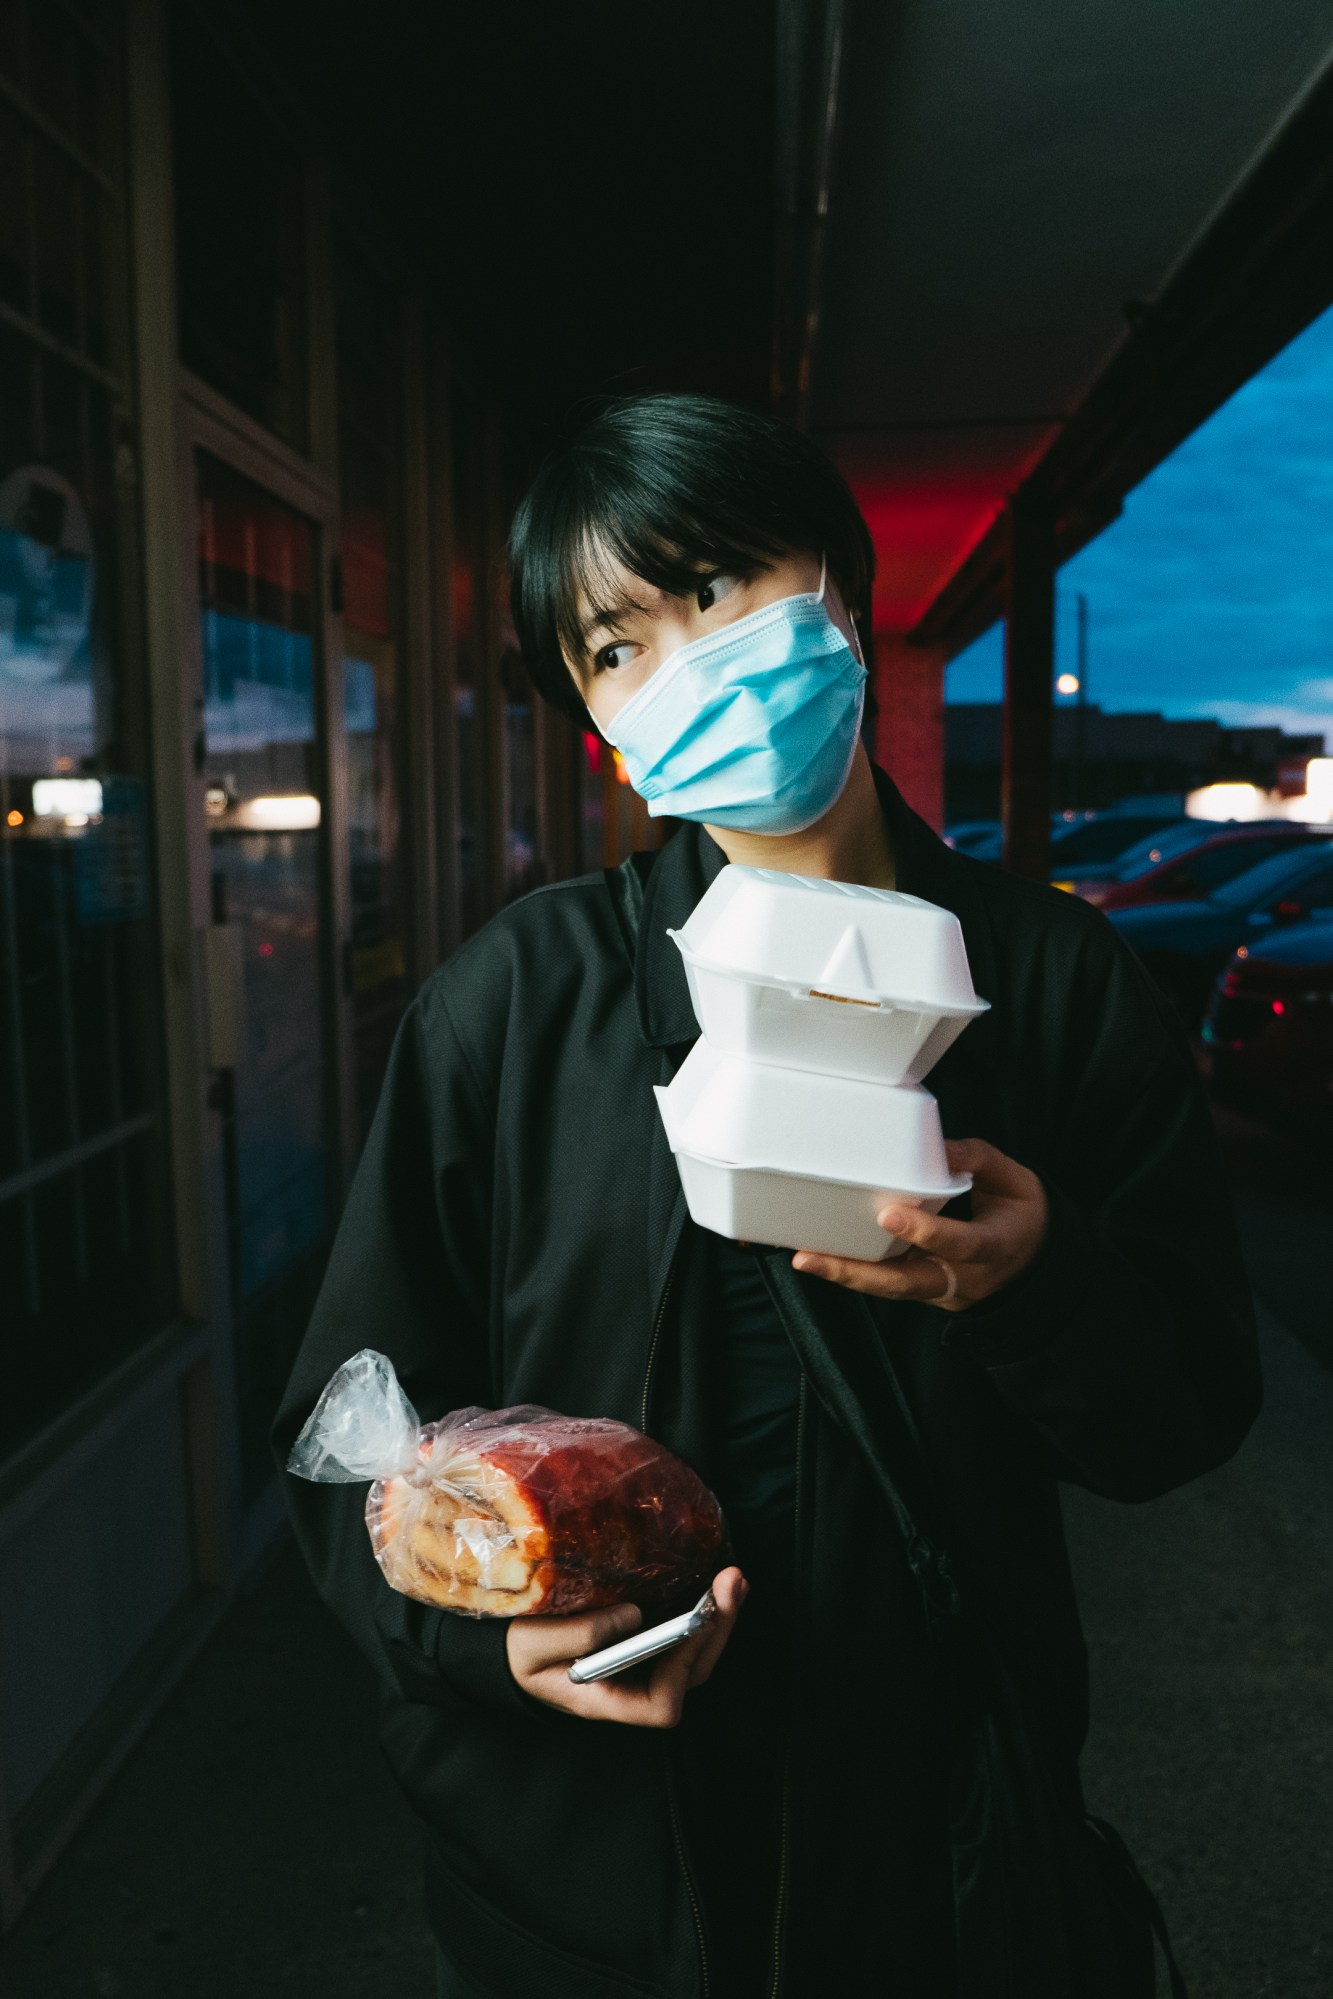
left=505, top=1566, right=748, bottom=1726
left=791, top=1139, right=1048, bottom=1313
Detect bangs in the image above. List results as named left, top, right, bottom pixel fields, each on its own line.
left=548, top=478, right=790, bottom=674
left=508, top=393, right=875, bottom=721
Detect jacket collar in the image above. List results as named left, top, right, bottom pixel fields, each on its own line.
left=633, top=765, right=960, bottom=1049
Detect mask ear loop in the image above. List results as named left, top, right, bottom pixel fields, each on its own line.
left=817, top=552, right=866, bottom=668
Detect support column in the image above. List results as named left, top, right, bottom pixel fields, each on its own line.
left=871, top=635, right=947, bottom=831
left=1001, top=495, right=1055, bottom=878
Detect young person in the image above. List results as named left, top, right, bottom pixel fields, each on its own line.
left=275, top=395, right=1259, bottom=1999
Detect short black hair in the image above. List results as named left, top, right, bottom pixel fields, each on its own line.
left=508, top=393, right=876, bottom=720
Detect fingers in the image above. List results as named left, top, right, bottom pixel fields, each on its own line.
left=531, top=1664, right=682, bottom=1727
left=944, top=1137, right=1037, bottom=1197
left=792, top=1245, right=957, bottom=1302
left=545, top=1573, right=746, bottom=1727
left=558, top=1659, right=690, bottom=1727
left=874, top=1203, right=979, bottom=1262
left=508, top=1571, right=749, bottom=1728
left=508, top=1599, right=641, bottom=1675
left=684, top=1567, right=748, bottom=1688
left=790, top=1138, right=1049, bottom=1310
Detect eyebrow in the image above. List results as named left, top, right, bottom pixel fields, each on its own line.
left=578, top=597, right=649, bottom=648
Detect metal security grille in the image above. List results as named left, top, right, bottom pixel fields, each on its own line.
left=0, top=0, right=175, bottom=1458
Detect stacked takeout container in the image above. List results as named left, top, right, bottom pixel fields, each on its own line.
left=655, top=866, right=990, bottom=1261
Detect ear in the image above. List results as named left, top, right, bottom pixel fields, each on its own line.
left=823, top=571, right=865, bottom=666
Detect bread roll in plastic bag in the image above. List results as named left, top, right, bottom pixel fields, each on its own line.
left=288, top=1349, right=726, bottom=1617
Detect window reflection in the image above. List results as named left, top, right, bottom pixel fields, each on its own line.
left=500, top=632, right=541, bottom=898
left=449, top=398, right=486, bottom=934
left=0, top=11, right=172, bottom=1456
left=196, top=453, right=328, bottom=1495
left=336, top=249, right=412, bottom=1141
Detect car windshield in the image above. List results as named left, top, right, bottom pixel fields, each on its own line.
left=1111, top=821, right=1222, bottom=879
left=1212, top=841, right=1333, bottom=909
left=1050, top=817, right=1182, bottom=867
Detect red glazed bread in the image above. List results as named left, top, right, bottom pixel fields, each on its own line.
left=367, top=1405, right=725, bottom=1617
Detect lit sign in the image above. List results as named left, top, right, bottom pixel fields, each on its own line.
left=1185, top=783, right=1266, bottom=822
left=33, top=777, right=103, bottom=817
left=1306, top=759, right=1333, bottom=820
left=231, top=794, right=321, bottom=831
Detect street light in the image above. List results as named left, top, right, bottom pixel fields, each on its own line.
left=1056, top=672, right=1080, bottom=696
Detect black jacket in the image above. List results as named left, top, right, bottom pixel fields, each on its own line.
left=273, top=770, right=1260, bottom=1999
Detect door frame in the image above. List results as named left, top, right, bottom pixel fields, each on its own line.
left=174, top=375, right=357, bottom=1513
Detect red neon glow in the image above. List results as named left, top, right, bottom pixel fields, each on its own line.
left=340, top=527, right=390, bottom=636
left=582, top=730, right=602, bottom=775
left=853, top=485, right=1004, bottom=631
left=452, top=561, right=474, bottom=633
left=834, top=424, right=1059, bottom=634
left=1271, top=999, right=1286, bottom=1015
left=196, top=493, right=313, bottom=596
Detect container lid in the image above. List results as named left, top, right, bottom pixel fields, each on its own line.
left=656, top=1041, right=971, bottom=1198
left=668, top=864, right=988, bottom=1016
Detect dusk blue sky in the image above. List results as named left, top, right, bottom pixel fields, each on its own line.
left=946, top=300, right=1333, bottom=753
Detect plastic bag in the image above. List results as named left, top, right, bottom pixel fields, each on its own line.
left=288, top=1349, right=726, bottom=1618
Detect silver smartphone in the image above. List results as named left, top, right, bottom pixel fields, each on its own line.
left=567, top=1589, right=716, bottom=1685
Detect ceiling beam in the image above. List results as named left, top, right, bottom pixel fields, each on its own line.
left=910, top=45, right=1333, bottom=655
left=772, top=0, right=850, bottom=426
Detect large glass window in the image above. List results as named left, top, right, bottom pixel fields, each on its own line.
left=498, top=625, right=542, bottom=899
left=170, top=9, right=308, bottom=450
left=448, top=392, right=487, bottom=935
left=196, top=454, right=329, bottom=1496
left=0, top=0, right=175, bottom=1457
left=335, top=249, right=413, bottom=1139
left=577, top=732, right=657, bottom=869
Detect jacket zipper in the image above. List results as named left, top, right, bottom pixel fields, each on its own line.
left=665, top=1747, right=711, bottom=1999
left=640, top=1244, right=679, bottom=1433
left=767, top=1370, right=808, bottom=1999
left=641, top=1239, right=711, bottom=1998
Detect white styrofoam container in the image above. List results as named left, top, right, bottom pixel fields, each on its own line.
left=668, top=864, right=989, bottom=1086
left=655, top=1041, right=971, bottom=1263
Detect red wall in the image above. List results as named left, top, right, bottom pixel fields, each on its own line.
left=871, top=636, right=946, bottom=832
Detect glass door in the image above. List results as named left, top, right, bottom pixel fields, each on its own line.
left=194, top=450, right=332, bottom=1494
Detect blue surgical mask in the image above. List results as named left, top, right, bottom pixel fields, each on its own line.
left=601, top=560, right=867, bottom=835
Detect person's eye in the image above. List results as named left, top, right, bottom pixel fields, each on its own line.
left=696, top=571, right=743, bottom=614
left=595, top=640, right=641, bottom=674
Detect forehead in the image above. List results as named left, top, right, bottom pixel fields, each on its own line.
left=573, top=547, right=672, bottom=639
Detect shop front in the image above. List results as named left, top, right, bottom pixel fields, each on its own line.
left=0, top=0, right=615, bottom=1922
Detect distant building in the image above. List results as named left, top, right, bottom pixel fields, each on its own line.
left=945, top=702, right=1325, bottom=821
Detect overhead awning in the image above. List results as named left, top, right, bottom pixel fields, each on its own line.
left=808, top=0, right=1333, bottom=642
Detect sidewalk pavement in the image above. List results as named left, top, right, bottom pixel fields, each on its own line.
left=1067, top=1296, right=1333, bottom=1999
left=0, top=1554, right=433, bottom=1999
left=2, top=1122, right=1330, bottom=1998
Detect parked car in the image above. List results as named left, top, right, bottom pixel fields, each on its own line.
left=1109, top=837, right=1333, bottom=1028
left=1073, top=819, right=1327, bottom=911
left=1204, top=918, right=1333, bottom=1131
left=945, top=815, right=1084, bottom=866
left=1049, top=813, right=1187, bottom=884
left=943, top=819, right=1002, bottom=862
